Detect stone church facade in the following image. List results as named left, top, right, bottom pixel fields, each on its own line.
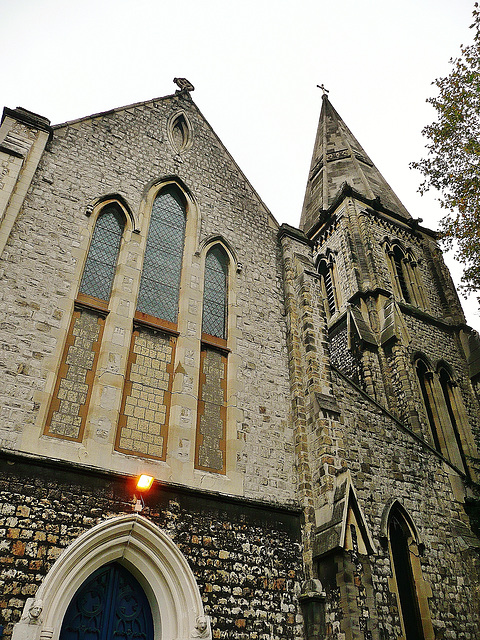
left=0, top=80, right=479, bottom=639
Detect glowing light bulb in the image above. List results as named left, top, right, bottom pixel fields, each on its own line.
left=136, top=474, right=154, bottom=491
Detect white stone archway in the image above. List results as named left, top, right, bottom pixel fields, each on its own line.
left=12, top=514, right=209, bottom=640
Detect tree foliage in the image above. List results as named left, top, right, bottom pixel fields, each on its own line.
left=411, top=4, right=480, bottom=297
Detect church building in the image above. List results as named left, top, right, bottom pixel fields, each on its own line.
left=0, top=78, right=479, bottom=640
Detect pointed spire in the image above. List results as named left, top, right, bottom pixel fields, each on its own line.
left=300, top=94, right=411, bottom=233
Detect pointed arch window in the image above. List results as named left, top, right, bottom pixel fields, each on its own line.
left=388, top=506, right=429, bottom=640
left=317, top=254, right=339, bottom=317
left=416, top=358, right=468, bottom=473
left=137, top=186, right=186, bottom=324
left=386, top=242, right=426, bottom=309
left=391, top=245, right=411, bottom=303
left=202, top=245, right=228, bottom=339
left=415, top=358, right=442, bottom=453
left=196, top=244, right=229, bottom=474
left=116, top=185, right=186, bottom=460
left=438, top=366, right=467, bottom=473
left=79, top=204, right=125, bottom=303
left=45, top=203, right=126, bottom=441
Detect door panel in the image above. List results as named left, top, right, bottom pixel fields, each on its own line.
left=60, top=563, right=154, bottom=640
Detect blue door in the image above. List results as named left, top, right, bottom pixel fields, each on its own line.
left=59, top=563, right=154, bottom=640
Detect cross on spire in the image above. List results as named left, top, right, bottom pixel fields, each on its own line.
left=317, top=84, right=329, bottom=96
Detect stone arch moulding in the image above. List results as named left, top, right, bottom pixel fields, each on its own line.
left=379, top=498, right=424, bottom=553
left=141, top=176, right=200, bottom=244
left=12, top=514, right=208, bottom=640
left=197, top=234, right=239, bottom=270
left=86, top=193, right=138, bottom=232
left=143, top=175, right=198, bottom=207
left=435, top=359, right=456, bottom=379
left=411, top=350, right=435, bottom=370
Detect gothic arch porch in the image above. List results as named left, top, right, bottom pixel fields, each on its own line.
left=12, top=514, right=207, bottom=640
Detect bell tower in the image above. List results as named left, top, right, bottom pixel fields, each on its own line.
left=298, top=93, right=480, bottom=480
left=279, top=90, right=480, bottom=640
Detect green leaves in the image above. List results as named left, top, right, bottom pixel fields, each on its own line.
left=411, top=4, right=480, bottom=299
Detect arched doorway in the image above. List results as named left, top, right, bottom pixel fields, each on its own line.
left=60, top=562, right=154, bottom=640
left=11, top=515, right=207, bottom=640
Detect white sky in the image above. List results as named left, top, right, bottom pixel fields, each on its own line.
left=2, top=0, right=479, bottom=330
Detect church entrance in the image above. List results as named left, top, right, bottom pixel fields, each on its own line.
left=59, top=562, right=154, bottom=640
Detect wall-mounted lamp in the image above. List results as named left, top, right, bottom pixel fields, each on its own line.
left=133, top=474, right=154, bottom=512
left=136, top=474, right=154, bottom=491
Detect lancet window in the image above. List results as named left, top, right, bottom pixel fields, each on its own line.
left=415, top=356, right=467, bottom=473
left=202, top=245, right=228, bottom=339
left=415, top=357, right=442, bottom=453
left=388, top=505, right=429, bottom=640
left=116, top=185, right=187, bottom=460
left=136, top=186, right=186, bottom=324
left=79, top=204, right=125, bottom=303
left=317, top=253, right=340, bottom=317
left=386, top=242, right=425, bottom=308
left=45, top=203, right=126, bottom=441
left=195, top=244, right=229, bottom=474
left=438, top=365, right=468, bottom=473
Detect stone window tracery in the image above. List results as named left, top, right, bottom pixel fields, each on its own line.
left=169, top=112, right=193, bottom=153
left=385, top=241, right=425, bottom=309
left=415, top=356, right=467, bottom=473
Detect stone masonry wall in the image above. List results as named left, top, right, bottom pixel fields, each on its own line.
left=0, top=454, right=303, bottom=640
left=332, top=369, right=480, bottom=640
left=0, top=93, right=295, bottom=504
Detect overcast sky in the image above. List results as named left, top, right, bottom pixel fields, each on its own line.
left=2, top=0, right=478, bottom=329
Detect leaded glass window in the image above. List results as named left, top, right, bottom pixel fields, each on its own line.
left=137, top=187, right=186, bottom=323
left=202, top=245, right=228, bottom=338
left=79, top=205, right=124, bottom=301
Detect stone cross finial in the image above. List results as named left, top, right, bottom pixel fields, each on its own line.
left=317, top=84, right=329, bottom=96
left=173, top=78, right=195, bottom=93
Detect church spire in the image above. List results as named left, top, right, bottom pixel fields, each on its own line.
left=300, top=94, right=411, bottom=233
